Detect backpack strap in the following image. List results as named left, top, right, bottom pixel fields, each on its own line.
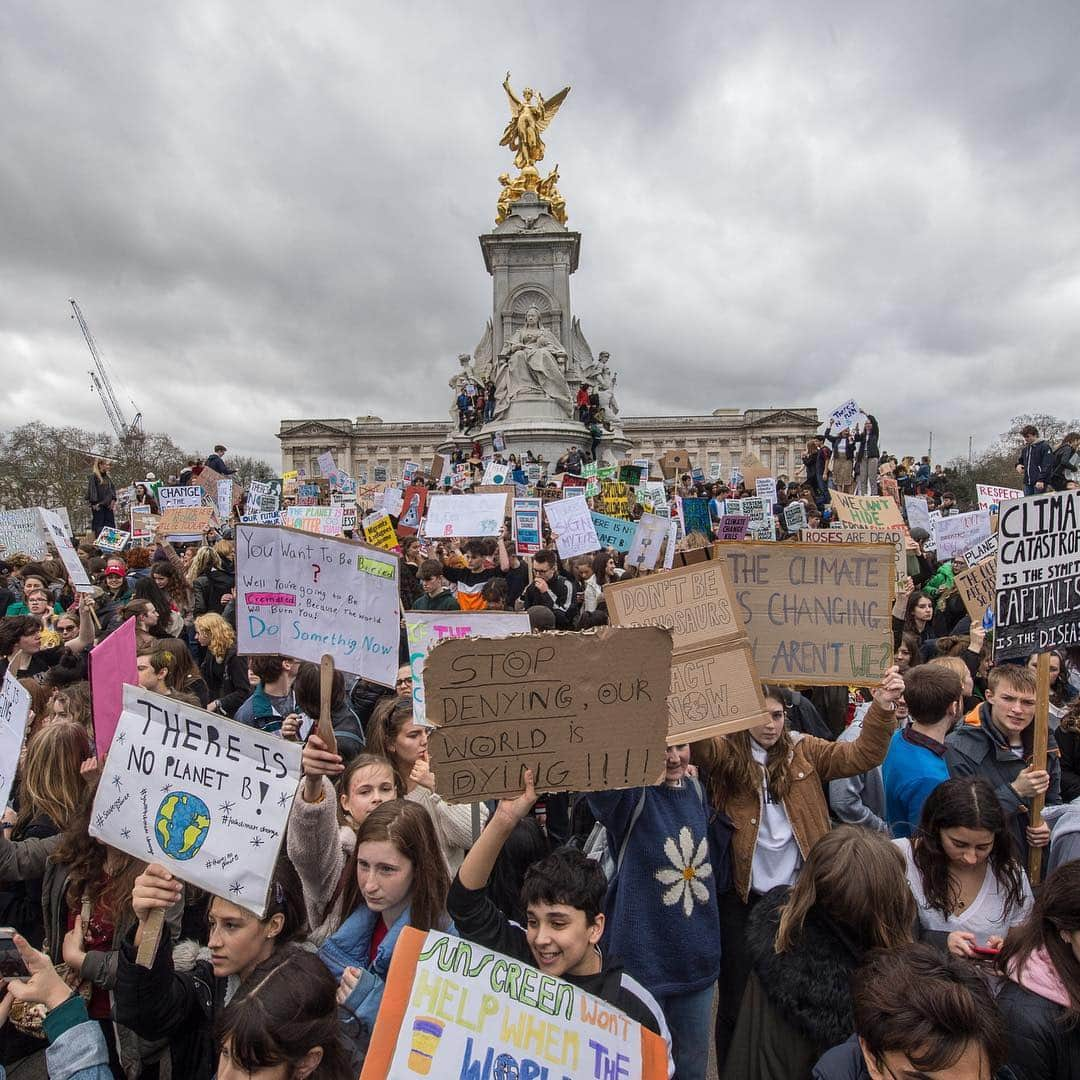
left=613, top=788, right=650, bottom=878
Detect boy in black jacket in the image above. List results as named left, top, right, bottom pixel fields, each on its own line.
left=447, top=770, right=674, bottom=1072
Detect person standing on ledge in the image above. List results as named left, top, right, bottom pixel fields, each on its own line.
left=205, top=443, right=236, bottom=475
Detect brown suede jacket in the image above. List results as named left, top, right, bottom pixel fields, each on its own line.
left=695, top=699, right=896, bottom=901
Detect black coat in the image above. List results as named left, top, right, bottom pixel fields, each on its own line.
left=1057, top=725, right=1080, bottom=803
left=812, top=1035, right=1018, bottom=1079
left=997, top=977, right=1080, bottom=1080
left=199, top=647, right=250, bottom=716
left=723, top=887, right=864, bottom=1080
left=193, top=567, right=235, bottom=616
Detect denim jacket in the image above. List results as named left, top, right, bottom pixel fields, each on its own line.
left=0, top=995, right=113, bottom=1080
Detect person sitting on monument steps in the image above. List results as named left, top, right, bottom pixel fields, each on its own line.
left=439, top=534, right=510, bottom=611
left=519, top=548, right=575, bottom=629
left=945, top=664, right=1060, bottom=872
left=447, top=769, right=674, bottom=1070
left=410, top=559, right=460, bottom=611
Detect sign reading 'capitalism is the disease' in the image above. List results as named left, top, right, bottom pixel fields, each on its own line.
left=88, top=686, right=301, bottom=917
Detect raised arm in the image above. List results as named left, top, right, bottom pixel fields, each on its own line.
left=457, top=771, right=537, bottom=891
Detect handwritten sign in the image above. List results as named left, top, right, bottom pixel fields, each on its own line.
left=800, top=526, right=907, bottom=583
left=280, top=506, right=345, bottom=537
left=0, top=509, right=48, bottom=558
left=397, top=485, right=427, bottom=537
left=597, top=480, right=631, bottom=518
left=829, top=491, right=905, bottom=529
left=590, top=512, right=637, bottom=553
left=405, top=612, right=530, bottom=726
left=88, top=617, right=138, bottom=757
left=157, top=486, right=203, bottom=511
left=904, top=495, right=931, bottom=534
left=626, top=513, right=669, bottom=570
left=424, top=494, right=506, bottom=537
left=994, top=489, right=1080, bottom=660
left=670, top=642, right=768, bottom=742
left=94, top=527, right=130, bottom=552
left=39, top=508, right=92, bottom=591
left=158, top=506, right=215, bottom=542
left=544, top=498, right=601, bottom=559
left=715, top=515, right=750, bottom=541
left=0, top=673, right=31, bottom=820
left=933, top=510, right=992, bottom=561
left=955, top=559, right=996, bottom=625
left=236, top=525, right=399, bottom=684
left=755, top=478, right=778, bottom=508
left=977, top=483, right=1023, bottom=513
left=512, top=498, right=542, bottom=556
left=88, top=686, right=300, bottom=916
left=828, top=398, right=861, bottom=429
left=680, top=497, right=712, bottom=537
left=783, top=501, right=808, bottom=533
left=962, top=534, right=998, bottom=566
left=360, top=928, right=667, bottom=1080
left=362, top=511, right=399, bottom=551
left=424, top=627, right=672, bottom=800
left=215, top=477, right=234, bottom=521
left=715, top=542, right=894, bottom=686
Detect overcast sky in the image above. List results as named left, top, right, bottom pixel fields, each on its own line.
left=3, top=1, right=1079, bottom=467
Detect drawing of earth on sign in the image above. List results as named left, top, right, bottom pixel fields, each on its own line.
left=155, top=792, right=211, bottom=861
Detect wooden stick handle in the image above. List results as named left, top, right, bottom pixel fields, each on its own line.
left=1027, top=651, right=1051, bottom=885
left=135, top=908, right=165, bottom=969
left=317, top=653, right=337, bottom=755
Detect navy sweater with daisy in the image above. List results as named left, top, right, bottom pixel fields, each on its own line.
left=587, top=781, right=721, bottom=997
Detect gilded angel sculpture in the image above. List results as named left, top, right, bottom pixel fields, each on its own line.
left=499, top=72, right=570, bottom=170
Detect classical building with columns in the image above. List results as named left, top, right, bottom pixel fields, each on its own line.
left=277, top=406, right=820, bottom=481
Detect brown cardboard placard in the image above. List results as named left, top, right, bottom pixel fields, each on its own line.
left=736, top=452, right=773, bottom=489
left=659, top=449, right=692, bottom=478
left=955, top=558, right=996, bottom=625
left=714, top=541, right=895, bottom=686
left=606, top=560, right=742, bottom=654
left=800, top=526, right=907, bottom=583
left=424, top=627, right=672, bottom=801
left=670, top=641, right=770, bottom=742
left=158, top=505, right=216, bottom=539
left=828, top=491, right=905, bottom=529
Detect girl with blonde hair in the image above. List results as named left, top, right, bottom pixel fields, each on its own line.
left=193, top=613, right=248, bottom=715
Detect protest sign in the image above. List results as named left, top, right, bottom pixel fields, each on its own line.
left=880, top=476, right=901, bottom=510
left=736, top=453, right=773, bottom=488
left=962, top=533, right=998, bottom=566
left=658, top=448, right=691, bottom=477
left=511, top=498, right=542, bottom=556
left=0, top=508, right=48, bottom=558
left=680, top=497, right=712, bottom=537
left=783, top=501, right=808, bottom=533
left=475, top=485, right=515, bottom=517
left=405, top=611, right=530, bottom=726
left=670, top=642, right=769, bottom=742
left=725, top=496, right=768, bottom=525
left=525, top=462, right=542, bottom=485
left=632, top=457, right=650, bottom=476
left=429, top=453, right=446, bottom=483
left=239, top=510, right=281, bottom=526
left=662, top=520, right=678, bottom=570
left=401, top=460, right=420, bottom=484
left=47, top=506, right=73, bottom=538
left=596, top=480, right=631, bottom=518
left=904, top=495, right=931, bottom=534
left=544, top=497, right=601, bottom=559
left=0, top=673, right=31, bottom=820
left=130, top=504, right=153, bottom=543
left=755, top=477, right=778, bottom=508
left=39, top=508, right=93, bottom=591
left=425, top=627, right=672, bottom=800
left=635, top=482, right=667, bottom=514
left=933, top=510, right=992, bottom=561
left=193, top=465, right=225, bottom=500
left=360, top=928, right=668, bottom=1080
left=89, top=617, right=138, bottom=757
left=710, top=461, right=723, bottom=480
left=977, top=483, right=1023, bottom=512
left=95, top=527, right=130, bottom=552
left=397, top=485, right=427, bottom=536
left=828, top=398, right=861, bottom=429
left=715, top=515, right=750, bottom=541
left=373, top=466, right=388, bottom=484
left=800, top=526, right=907, bottom=583
left=215, top=478, right=233, bottom=521
left=157, top=486, right=203, bottom=511
left=89, top=686, right=300, bottom=916
left=317, top=450, right=338, bottom=478
left=829, top=491, right=905, bottom=529
left=281, top=506, right=345, bottom=536
left=619, top=464, right=644, bottom=486
left=994, top=489, right=1080, bottom=659
left=236, top=525, right=399, bottom=684
left=748, top=518, right=777, bottom=542
left=955, top=559, right=996, bottom=625
left=715, top=542, right=894, bottom=685
left=158, top=506, right=215, bottom=542
left=626, top=513, right=669, bottom=570
left=383, top=487, right=405, bottom=519
left=362, top=511, right=399, bottom=551
left=482, top=460, right=510, bottom=486
left=424, top=494, right=506, bottom=537
left=591, top=511, right=637, bottom=553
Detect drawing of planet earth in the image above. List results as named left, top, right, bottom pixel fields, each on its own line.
left=155, top=792, right=211, bottom=861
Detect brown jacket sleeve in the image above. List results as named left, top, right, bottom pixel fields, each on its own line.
left=802, top=700, right=896, bottom=781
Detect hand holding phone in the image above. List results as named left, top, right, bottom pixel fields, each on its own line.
left=0, top=928, right=30, bottom=979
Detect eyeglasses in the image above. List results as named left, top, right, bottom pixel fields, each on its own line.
left=395, top=677, right=412, bottom=687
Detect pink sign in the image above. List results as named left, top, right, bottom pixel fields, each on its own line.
left=89, top=617, right=138, bottom=758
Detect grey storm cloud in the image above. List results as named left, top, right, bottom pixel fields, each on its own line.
left=2, top=1, right=1079, bottom=464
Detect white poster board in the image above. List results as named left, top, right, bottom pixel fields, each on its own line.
left=904, top=495, right=931, bottom=534
left=0, top=673, right=31, bottom=816
left=755, top=477, right=778, bottom=507
left=215, top=477, right=233, bottom=521
left=977, top=483, right=1023, bottom=512
left=627, top=512, right=669, bottom=570
left=88, top=686, right=300, bottom=916
left=39, top=508, right=93, bottom=591
left=828, top=398, right=861, bottom=429
left=423, top=494, right=507, bottom=537
left=157, top=486, right=204, bottom=511
left=933, top=510, right=992, bottom=561
left=236, top=525, right=400, bottom=685
left=0, top=509, right=48, bottom=558
left=544, top=497, right=601, bottom=559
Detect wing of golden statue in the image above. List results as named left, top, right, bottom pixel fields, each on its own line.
left=535, top=86, right=570, bottom=134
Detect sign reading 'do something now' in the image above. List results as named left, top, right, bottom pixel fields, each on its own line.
left=715, top=541, right=895, bottom=686
left=424, top=627, right=672, bottom=801
left=88, top=686, right=300, bottom=917
left=236, top=525, right=400, bottom=686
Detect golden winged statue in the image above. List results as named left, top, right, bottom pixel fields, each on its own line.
left=499, top=72, right=571, bottom=170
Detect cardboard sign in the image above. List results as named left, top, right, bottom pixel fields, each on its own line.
left=828, top=398, right=861, bottom=429
left=716, top=515, right=750, bottom=541
left=590, top=511, right=637, bottom=553
left=955, top=560, right=996, bottom=624
left=362, top=511, right=399, bottom=551
left=94, top=527, right=131, bottom=552
left=659, top=449, right=691, bottom=477
left=627, top=513, right=669, bottom=570
left=880, top=476, right=901, bottom=509
left=977, top=483, right=1023, bottom=513
left=680, top=497, right=712, bottom=537
left=544, top=497, right=601, bottom=559
left=281, top=506, right=345, bottom=536
left=904, top=495, right=931, bottom=534
left=0, top=673, right=31, bottom=818
left=397, top=485, right=427, bottom=537
left=962, top=534, right=998, bottom=566
left=715, top=542, right=895, bottom=686
left=158, top=486, right=204, bottom=511
left=511, top=498, right=542, bottom=556
left=192, top=465, right=225, bottom=500
left=158, top=506, right=216, bottom=541
left=994, top=489, right=1080, bottom=659
left=670, top=642, right=768, bottom=742
left=39, top=508, right=93, bottom=591
left=424, top=494, right=506, bottom=537
left=783, top=501, right=808, bottom=533
left=360, top=928, right=668, bottom=1080
left=736, top=453, right=773, bottom=489
left=800, top=526, right=907, bottom=583
left=88, top=618, right=139, bottom=757
left=236, top=525, right=400, bottom=684
left=829, top=491, right=905, bottom=529
left=405, top=612, right=530, bottom=726
left=88, top=686, right=300, bottom=916
left=934, top=510, right=992, bottom=561
left=424, top=627, right=672, bottom=800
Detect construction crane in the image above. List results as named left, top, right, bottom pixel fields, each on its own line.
left=69, top=297, right=144, bottom=445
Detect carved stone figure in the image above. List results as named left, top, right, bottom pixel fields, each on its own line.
left=448, top=353, right=479, bottom=420
left=594, top=351, right=623, bottom=434
left=499, top=73, right=570, bottom=170
left=493, top=306, right=572, bottom=419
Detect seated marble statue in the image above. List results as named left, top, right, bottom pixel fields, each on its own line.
left=495, top=306, right=572, bottom=417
